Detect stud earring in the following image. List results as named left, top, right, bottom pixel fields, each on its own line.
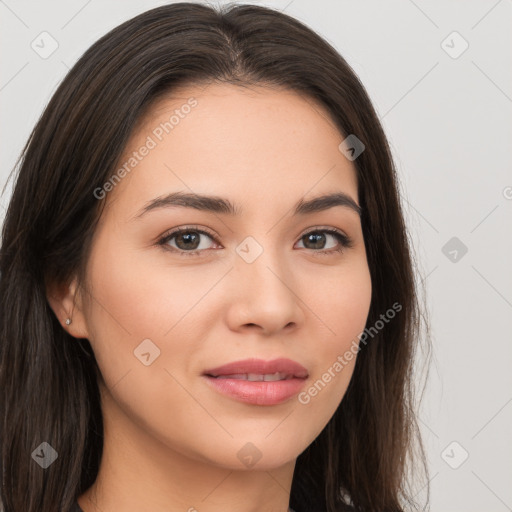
left=65, top=318, right=72, bottom=325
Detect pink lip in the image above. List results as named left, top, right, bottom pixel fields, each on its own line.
left=203, top=357, right=308, bottom=378
left=202, top=358, right=309, bottom=406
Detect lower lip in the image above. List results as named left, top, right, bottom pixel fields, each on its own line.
left=203, top=376, right=307, bottom=405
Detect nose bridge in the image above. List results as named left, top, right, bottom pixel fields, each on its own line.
left=235, top=233, right=289, bottom=291
left=228, top=233, right=302, bottom=332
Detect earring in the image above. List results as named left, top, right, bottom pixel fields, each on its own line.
left=65, top=318, right=72, bottom=325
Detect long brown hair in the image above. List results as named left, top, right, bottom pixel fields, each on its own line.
left=0, top=3, right=431, bottom=511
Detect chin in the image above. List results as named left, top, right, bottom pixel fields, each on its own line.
left=196, top=434, right=311, bottom=471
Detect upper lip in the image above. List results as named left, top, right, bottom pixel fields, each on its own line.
left=203, top=358, right=308, bottom=378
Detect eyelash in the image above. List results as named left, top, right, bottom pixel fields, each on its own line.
left=157, top=225, right=353, bottom=257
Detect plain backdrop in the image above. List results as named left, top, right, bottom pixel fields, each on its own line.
left=1, top=1, right=511, bottom=511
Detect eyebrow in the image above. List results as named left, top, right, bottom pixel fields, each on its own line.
left=133, top=190, right=362, bottom=220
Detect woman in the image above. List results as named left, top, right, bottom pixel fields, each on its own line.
left=0, top=3, right=430, bottom=511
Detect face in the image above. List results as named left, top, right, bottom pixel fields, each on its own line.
left=68, top=83, right=372, bottom=471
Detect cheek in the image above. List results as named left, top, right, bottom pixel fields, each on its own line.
left=81, top=241, right=229, bottom=460
left=306, top=257, right=372, bottom=354
left=296, top=260, right=372, bottom=417
left=84, top=236, right=210, bottom=337
left=82, top=236, right=230, bottom=388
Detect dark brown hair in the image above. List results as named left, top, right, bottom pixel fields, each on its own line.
left=0, top=3, right=431, bottom=511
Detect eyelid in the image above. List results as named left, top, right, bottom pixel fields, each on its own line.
left=297, top=225, right=349, bottom=240
left=159, top=224, right=217, bottom=240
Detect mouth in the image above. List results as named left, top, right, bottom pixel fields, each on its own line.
left=202, top=358, right=309, bottom=406
left=209, top=372, right=297, bottom=381
left=203, top=357, right=308, bottom=378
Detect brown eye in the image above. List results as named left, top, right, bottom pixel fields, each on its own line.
left=158, top=226, right=352, bottom=257
left=159, top=227, right=217, bottom=256
left=172, top=231, right=201, bottom=250
left=296, top=229, right=352, bottom=254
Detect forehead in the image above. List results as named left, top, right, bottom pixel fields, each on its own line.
left=103, top=82, right=359, bottom=217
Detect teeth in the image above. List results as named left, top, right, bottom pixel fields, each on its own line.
left=263, top=372, right=286, bottom=382
left=215, top=372, right=289, bottom=381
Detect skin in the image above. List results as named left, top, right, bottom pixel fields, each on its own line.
left=48, top=83, right=372, bottom=512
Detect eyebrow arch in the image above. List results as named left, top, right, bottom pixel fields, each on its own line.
left=133, top=190, right=362, bottom=220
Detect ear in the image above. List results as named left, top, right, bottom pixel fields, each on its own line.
left=46, top=274, right=90, bottom=339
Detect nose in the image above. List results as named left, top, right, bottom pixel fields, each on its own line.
left=224, top=247, right=305, bottom=336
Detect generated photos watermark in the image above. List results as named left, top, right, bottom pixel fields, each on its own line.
left=93, top=97, right=198, bottom=200
left=298, top=301, right=402, bottom=404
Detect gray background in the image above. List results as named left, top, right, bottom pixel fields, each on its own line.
left=1, top=1, right=511, bottom=510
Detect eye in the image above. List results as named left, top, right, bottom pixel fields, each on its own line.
left=295, top=228, right=353, bottom=255
left=157, top=226, right=353, bottom=257
left=158, top=226, right=218, bottom=256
